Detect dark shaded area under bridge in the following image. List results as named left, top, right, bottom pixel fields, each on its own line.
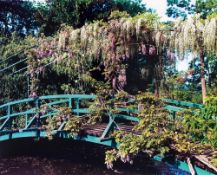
left=0, top=138, right=187, bottom=175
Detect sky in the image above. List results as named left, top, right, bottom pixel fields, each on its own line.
left=142, top=0, right=170, bottom=21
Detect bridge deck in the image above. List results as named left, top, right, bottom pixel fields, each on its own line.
left=82, top=123, right=135, bottom=137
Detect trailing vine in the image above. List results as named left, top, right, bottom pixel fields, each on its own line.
left=104, top=93, right=217, bottom=171
left=105, top=93, right=172, bottom=169
left=26, top=11, right=167, bottom=95
left=46, top=107, right=82, bottom=140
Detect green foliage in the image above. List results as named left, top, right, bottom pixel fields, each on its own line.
left=105, top=149, right=118, bottom=169
left=207, top=54, right=217, bottom=88
left=36, top=0, right=149, bottom=35
left=0, top=34, right=37, bottom=59
left=0, top=1, right=38, bottom=35
left=203, top=96, right=217, bottom=119
left=160, top=69, right=203, bottom=103
left=88, top=97, right=108, bottom=124
left=171, top=90, right=202, bottom=104
left=105, top=93, right=217, bottom=169
left=179, top=96, right=217, bottom=147
left=12, top=116, right=26, bottom=130
left=105, top=93, right=173, bottom=168
left=46, top=107, right=81, bottom=139
left=166, top=0, right=217, bottom=19
left=114, top=0, right=150, bottom=16
left=207, top=12, right=217, bottom=20
left=166, top=0, right=193, bottom=19
left=0, top=34, right=37, bottom=103
left=64, top=117, right=82, bottom=137
left=207, top=87, right=217, bottom=97
left=109, top=10, right=130, bottom=20
left=88, top=90, right=133, bottom=123
left=211, top=156, right=217, bottom=167
left=195, top=0, right=217, bottom=18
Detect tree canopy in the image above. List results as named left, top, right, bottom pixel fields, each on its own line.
left=0, top=1, right=38, bottom=36
left=36, top=0, right=151, bottom=35
left=0, top=0, right=150, bottom=36
left=166, top=0, right=217, bottom=19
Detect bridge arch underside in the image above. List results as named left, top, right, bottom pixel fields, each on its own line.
left=0, top=134, right=189, bottom=175
left=0, top=129, right=116, bottom=147
left=0, top=129, right=214, bottom=175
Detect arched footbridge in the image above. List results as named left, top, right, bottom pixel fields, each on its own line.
left=0, top=94, right=214, bottom=175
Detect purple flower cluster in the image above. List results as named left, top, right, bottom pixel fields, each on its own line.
left=36, top=49, right=54, bottom=59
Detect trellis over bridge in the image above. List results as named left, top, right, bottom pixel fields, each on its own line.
left=0, top=94, right=214, bottom=175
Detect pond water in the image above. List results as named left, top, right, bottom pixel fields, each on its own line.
left=0, top=139, right=190, bottom=175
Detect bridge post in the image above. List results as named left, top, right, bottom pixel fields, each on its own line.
left=100, top=113, right=114, bottom=141
left=0, top=105, right=12, bottom=131
left=7, top=105, right=12, bottom=129
left=68, top=98, right=73, bottom=108
left=172, top=111, right=176, bottom=120
left=25, top=114, right=29, bottom=128
left=75, top=98, right=80, bottom=116
left=35, top=98, right=41, bottom=130
left=7, top=105, right=12, bottom=116
left=35, top=97, right=41, bottom=139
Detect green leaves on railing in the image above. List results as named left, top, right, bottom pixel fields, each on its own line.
left=46, top=107, right=82, bottom=140
left=104, top=93, right=217, bottom=170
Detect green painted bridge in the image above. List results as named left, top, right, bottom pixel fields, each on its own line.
left=0, top=94, right=214, bottom=175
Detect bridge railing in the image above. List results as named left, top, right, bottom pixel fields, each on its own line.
left=162, top=98, right=203, bottom=109
left=111, top=98, right=203, bottom=121
left=161, top=98, right=203, bottom=120
left=0, top=94, right=96, bottom=132
left=0, top=95, right=204, bottom=139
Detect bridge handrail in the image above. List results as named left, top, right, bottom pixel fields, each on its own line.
left=162, top=98, right=204, bottom=109
left=0, top=111, right=35, bottom=121
left=39, top=94, right=96, bottom=100
left=0, top=98, right=34, bottom=109
left=0, top=94, right=97, bottom=110
left=0, top=96, right=205, bottom=124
